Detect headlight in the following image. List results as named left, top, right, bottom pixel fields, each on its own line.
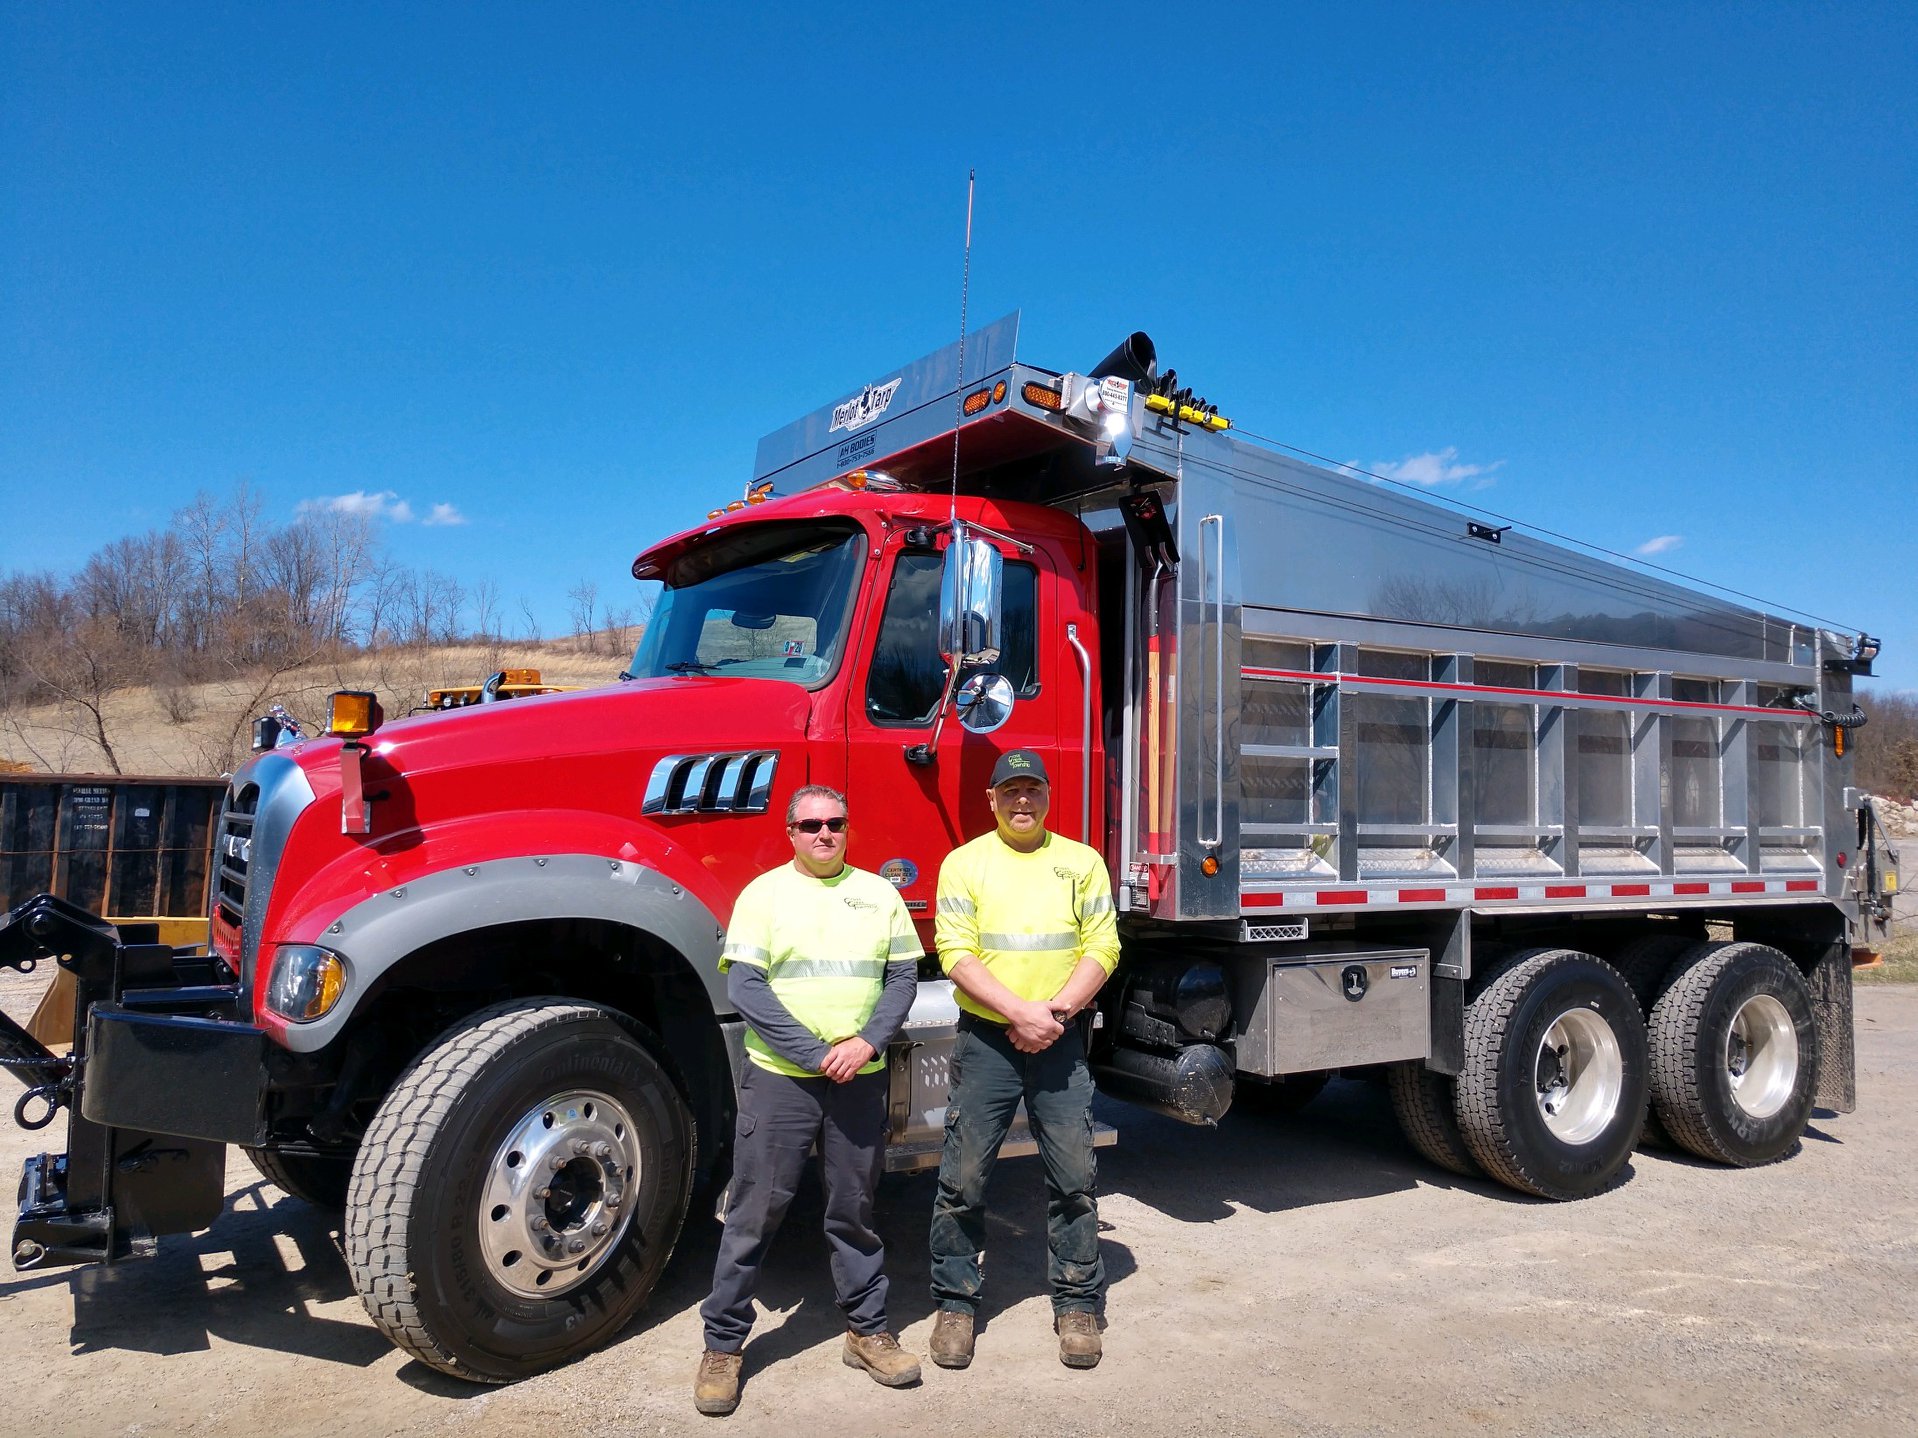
left=266, top=944, right=348, bottom=1022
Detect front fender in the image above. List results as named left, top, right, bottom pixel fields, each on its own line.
left=266, top=845, right=727, bottom=1053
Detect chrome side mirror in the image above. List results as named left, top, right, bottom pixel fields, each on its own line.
left=955, top=673, right=1016, bottom=734
left=938, top=529, right=1003, bottom=667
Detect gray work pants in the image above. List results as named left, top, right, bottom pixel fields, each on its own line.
left=699, top=1062, right=890, bottom=1352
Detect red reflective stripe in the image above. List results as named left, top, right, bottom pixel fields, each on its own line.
left=1398, top=888, right=1448, bottom=903
left=1786, top=880, right=1820, bottom=892
left=1243, top=892, right=1285, bottom=909
left=1674, top=883, right=1710, bottom=895
left=1474, top=886, right=1519, bottom=901
left=1544, top=884, right=1587, bottom=899
left=1316, top=889, right=1370, bottom=906
left=1611, top=884, right=1651, bottom=897
left=1731, top=881, right=1765, bottom=893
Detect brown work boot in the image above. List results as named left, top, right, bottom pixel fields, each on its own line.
left=1055, top=1310, right=1102, bottom=1368
left=694, top=1349, right=743, bottom=1415
left=929, top=1309, right=975, bottom=1369
left=842, top=1329, right=922, bottom=1387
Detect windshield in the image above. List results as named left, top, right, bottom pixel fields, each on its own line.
left=626, top=525, right=865, bottom=687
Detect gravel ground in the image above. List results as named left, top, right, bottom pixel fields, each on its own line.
left=2, top=970, right=1915, bottom=1438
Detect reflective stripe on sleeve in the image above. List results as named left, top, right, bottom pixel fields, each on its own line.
left=976, top=931, right=1079, bottom=952
left=937, top=896, right=976, bottom=915
left=889, top=934, right=923, bottom=955
left=722, top=943, right=771, bottom=966
left=1080, top=894, right=1115, bottom=916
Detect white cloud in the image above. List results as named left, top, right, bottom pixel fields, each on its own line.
left=1369, top=447, right=1503, bottom=487
left=423, top=502, right=467, bottom=527
left=1635, top=534, right=1683, bottom=556
left=298, top=489, right=415, bottom=523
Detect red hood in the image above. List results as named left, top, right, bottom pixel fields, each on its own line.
left=289, top=676, right=814, bottom=784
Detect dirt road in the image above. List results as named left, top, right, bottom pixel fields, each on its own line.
left=3, top=982, right=1915, bottom=1438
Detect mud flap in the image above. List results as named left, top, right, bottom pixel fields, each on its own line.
left=1808, top=943, right=1856, bottom=1114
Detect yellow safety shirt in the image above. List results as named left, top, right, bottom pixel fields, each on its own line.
left=933, top=830, right=1119, bottom=1023
left=721, top=862, right=919, bottom=1076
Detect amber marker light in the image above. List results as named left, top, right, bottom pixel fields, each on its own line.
left=328, top=690, right=383, bottom=739
left=1201, top=855, right=1221, bottom=877
left=1023, top=381, right=1064, bottom=411
left=962, top=386, right=993, bottom=416
left=992, top=380, right=1007, bottom=404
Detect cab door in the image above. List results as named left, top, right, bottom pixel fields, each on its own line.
left=841, top=528, right=1074, bottom=948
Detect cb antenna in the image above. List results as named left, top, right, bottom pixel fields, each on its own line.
left=949, top=169, right=975, bottom=528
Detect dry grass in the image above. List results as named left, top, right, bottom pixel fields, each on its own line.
left=1855, top=929, right=1918, bottom=985
left=0, top=637, right=624, bottom=777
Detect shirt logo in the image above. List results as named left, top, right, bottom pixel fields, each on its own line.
left=1053, top=865, right=1078, bottom=884
left=829, top=378, right=902, bottom=434
left=842, top=895, right=880, bottom=914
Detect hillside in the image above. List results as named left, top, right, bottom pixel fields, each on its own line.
left=0, top=637, right=626, bottom=777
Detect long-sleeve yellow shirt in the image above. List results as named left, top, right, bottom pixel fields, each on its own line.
left=933, top=829, right=1119, bottom=1023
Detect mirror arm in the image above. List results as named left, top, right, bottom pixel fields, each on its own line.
left=904, top=660, right=966, bottom=766
left=956, top=520, right=1035, bottom=555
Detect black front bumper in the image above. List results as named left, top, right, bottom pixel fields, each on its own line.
left=3, top=893, right=264, bottom=1269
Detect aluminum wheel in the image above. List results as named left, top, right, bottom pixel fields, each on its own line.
left=1724, top=993, right=1798, bottom=1121
left=1533, top=1007, right=1624, bottom=1144
left=477, top=1089, right=641, bottom=1298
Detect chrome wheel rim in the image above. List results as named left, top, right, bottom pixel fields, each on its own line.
left=477, top=1089, right=641, bottom=1298
left=1534, top=1008, right=1623, bottom=1144
left=1725, top=994, right=1798, bottom=1120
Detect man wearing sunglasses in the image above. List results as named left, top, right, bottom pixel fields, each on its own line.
left=927, top=749, right=1120, bottom=1372
left=696, top=785, right=922, bottom=1415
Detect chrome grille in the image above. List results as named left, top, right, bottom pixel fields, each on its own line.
left=215, top=782, right=258, bottom=927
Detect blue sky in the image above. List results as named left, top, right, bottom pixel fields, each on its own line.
left=4, top=4, right=1913, bottom=689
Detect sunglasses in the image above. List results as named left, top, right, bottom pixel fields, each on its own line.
left=790, top=817, right=848, bottom=834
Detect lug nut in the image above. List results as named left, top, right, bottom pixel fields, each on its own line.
left=568, top=1238, right=586, bottom=1255
left=574, top=1139, right=591, bottom=1155
left=534, top=1186, right=551, bottom=1199
left=605, top=1193, right=622, bottom=1209
left=550, top=1155, right=567, bottom=1171
left=591, top=1221, right=608, bottom=1237
left=593, top=1142, right=612, bottom=1159
left=530, top=1215, right=549, bottom=1232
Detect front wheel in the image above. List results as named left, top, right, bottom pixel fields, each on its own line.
left=345, top=999, right=694, bottom=1382
left=1455, top=949, right=1648, bottom=1200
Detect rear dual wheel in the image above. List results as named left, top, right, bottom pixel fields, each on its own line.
left=1454, top=949, right=1648, bottom=1200
left=1648, top=942, right=1818, bottom=1167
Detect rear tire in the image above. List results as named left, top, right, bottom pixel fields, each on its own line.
left=1608, top=932, right=1694, bottom=1010
left=1455, top=949, right=1648, bottom=1200
left=245, top=1146, right=354, bottom=1210
left=1387, top=1064, right=1480, bottom=1177
left=1648, top=942, right=1818, bottom=1166
left=345, top=999, right=693, bottom=1382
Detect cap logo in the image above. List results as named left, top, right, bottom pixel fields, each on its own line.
left=1007, top=754, right=1031, bottom=769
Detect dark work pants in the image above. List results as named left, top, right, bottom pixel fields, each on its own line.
left=700, top=1063, right=891, bottom=1353
left=928, top=1015, right=1103, bottom=1316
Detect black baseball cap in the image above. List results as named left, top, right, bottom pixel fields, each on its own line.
left=989, top=749, right=1050, bottom=787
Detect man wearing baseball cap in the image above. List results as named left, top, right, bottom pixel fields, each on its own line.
left=926, top=748, right=1119, bottom=1370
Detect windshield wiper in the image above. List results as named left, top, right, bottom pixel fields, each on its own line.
left=663, top=661, right=715, bottom=675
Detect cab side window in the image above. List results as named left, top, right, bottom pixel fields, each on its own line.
left=865, top=552, right=1039, bottom=725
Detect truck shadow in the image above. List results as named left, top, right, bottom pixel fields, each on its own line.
left=605, top=1164, right=1138, bottom=1375
left=53, top=1180, right=391, bottom=1368
left=1094, top=1073, right=1607, bottom=1220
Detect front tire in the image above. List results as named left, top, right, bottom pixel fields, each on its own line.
left=1648, top=942, right=1818, bottom=1167
left=1455, top=949, right=1648, bottom=1200
left=345, top=999, right=694, bottom=1382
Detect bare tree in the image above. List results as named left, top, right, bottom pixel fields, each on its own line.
left=517, top=595, right=543, bottom=644
left=567, top=579, right=600, bottom=653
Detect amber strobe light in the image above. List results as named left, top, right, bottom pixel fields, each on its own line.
left=328, top=690, right=384, bottom=739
